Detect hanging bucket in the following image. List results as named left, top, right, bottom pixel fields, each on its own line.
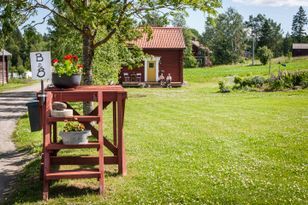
left=26, top=100, right=42, bottom=132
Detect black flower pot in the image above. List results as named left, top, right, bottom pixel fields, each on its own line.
left=52, top=73, right=81, bottom=88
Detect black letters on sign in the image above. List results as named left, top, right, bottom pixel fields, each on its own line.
left=36, top=53, right=44, bottom=62
left=37, top=63, right=45, bottom=78
left=35, top=53, right=45, bottom=78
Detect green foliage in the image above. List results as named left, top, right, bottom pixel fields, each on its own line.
left=267, top=70, right=308, bottom=91
left=203, top=8, right=246, bottom=65
left=63, top=122, right=85, bottom=132
left=233, top=70, right=308, bottom=91
left=282, top=33, right=293, bottom=56
left=250, top=76, right=265, bottom=87
left=171, top=12, right=188, bottom=27
left=218, top=81, right=230, bottom=93
left=184, top=53, right=198, bottom=68
left=258, top=19, right=283, bottom=57
left=16, top=65, right=27, bottom=77
left=245, top=14, right=283, bottom=57
left=233, top=75, right=265, bottom=89
left=10, top=65, right=27, bottom=78
left=257, top=46, right=273, bottom=65
left=183, top=28, right=198, bottom=68
left=140, top=11, right=169, bottom=27
left=292, top=6, right=308, bottom=43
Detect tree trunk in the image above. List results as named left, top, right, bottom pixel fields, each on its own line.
left=82, top=31, right=95, bottom=115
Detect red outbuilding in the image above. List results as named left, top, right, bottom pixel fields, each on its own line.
left=120, top=27, right=185, bottom=87
left=0, top=49, right=12, bottom=84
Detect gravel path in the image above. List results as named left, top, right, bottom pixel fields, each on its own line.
left=0, top=83, right=41, bottom=202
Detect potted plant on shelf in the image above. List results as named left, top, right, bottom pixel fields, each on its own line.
left=52, top=54, right=83, bottom=88
left=59, top=122, right=91, bottom=145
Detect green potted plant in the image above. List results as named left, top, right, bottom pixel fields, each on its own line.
left=59, top=122, right=91, bottom=145
left=52, top=54, right=83, bottom=88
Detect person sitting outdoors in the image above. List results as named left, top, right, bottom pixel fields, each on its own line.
left=159, top=73, right=165, bottom=87
left=166, top=73, right=172, bottom=88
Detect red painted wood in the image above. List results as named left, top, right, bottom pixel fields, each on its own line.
left=117, top=93, right=127, bottom=176
left=46, top=142, right=100, bottom=150
left=51, top=91, right=122, bottom=102
left=48, top=116, right=100, bottom=123
left=120, top=49, right=184, bottom=83
left=41, top=86, right=127, bottom=200
left=50, top=156, right=118, bottom=165
left=113, top=101, right=117, bottom=146
left=43, top=92, right=52, bottom=201
left=46, top=85, right=125, bottom=92
left=46, top=169, right=100, bottom=180
left=97, top=91, right=105, bottom=195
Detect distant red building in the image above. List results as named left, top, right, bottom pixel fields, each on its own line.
left=0, top=49, right=12, bottom=84
left=292, top=43, right=308, bottom=57
left=192, top=40, right=212, bottom=67
left=120, top=27, right=185, bottom=86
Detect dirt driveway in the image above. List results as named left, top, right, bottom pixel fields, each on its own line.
left=0, top=83, right=41, bottom=202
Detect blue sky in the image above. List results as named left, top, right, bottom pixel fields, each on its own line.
left=186, top=0, right=308, bottom=35
left=33, top=0, right=308, bottom=36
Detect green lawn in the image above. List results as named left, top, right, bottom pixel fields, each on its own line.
left=0, top=78, right=36, bottom=92
left=9, top=57, right=308, bottom=204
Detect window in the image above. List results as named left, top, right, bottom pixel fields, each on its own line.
left=149, top=62, right=154, bottom=68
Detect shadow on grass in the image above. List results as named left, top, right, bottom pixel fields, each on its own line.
left=3, top=159, right=42, bottom=204
left=6, top=157, right=121, bottom=204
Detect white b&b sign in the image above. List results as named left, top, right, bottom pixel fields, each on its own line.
left=30, top=51, right=52, bottom=80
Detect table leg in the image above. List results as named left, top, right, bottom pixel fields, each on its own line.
left=117, top=94, right=126, bottom=176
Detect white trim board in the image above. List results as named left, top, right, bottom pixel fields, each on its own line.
left=144, top=57, right=160, bottom=82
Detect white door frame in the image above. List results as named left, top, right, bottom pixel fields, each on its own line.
left=144, top=56, right=160, bottom=82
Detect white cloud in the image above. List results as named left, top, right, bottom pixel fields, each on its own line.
left=232, top=0, right=308, bottom=7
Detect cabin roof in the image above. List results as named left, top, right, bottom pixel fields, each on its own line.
left=132, top=27, right=186, bottom=49
left=293, top=43, right=308, bottom=49
left=192, top=40, right=206, bottom=49
left=0, top=49, right=12, bottom=56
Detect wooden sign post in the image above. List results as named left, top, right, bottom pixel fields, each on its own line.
left=30, top=51, right=52, bottom=104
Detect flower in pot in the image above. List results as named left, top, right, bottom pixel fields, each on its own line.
left=59, top=122, right=91, bottom=145
left=52, top=54, right=83, bottom=88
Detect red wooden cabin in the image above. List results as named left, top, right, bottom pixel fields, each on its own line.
left=120, top=27, right=185, bottom=87
left=292, top=43, right=308, bottom=57
left=0, top=49, right=12, bottom=84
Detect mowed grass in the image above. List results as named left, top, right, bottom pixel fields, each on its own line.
left=0, top=78, right=36, bottom=92
left=9, top=58, right=308, bottom=204
left=185, top=56, right=308, bottom=83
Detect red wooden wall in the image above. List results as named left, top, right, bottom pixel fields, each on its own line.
left=292, top=49, right=308, bottom=57
left=0, top=56, right=9, bottom=84
left=120, top=49, right=184, bottom=83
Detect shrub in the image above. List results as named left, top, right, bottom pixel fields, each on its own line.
left=233, top=71, right=308, bottom=91
left=257, top=46, right=273, bottom=65
left=16, top=66, right=27, bottom=78
left=184, top=54, right=198, bottom=68
left=234, top=76, right=242, bottom=85
left=218, top=81, right=230, bottom=93
left=267, top=71, right=308, bottom=91
left=267, top=75, right=284, bottom=90
left=233, top=76, right=264, bottom=89
left=250, top=76, right=265, bottom=88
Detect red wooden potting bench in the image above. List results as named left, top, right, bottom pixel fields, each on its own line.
left=40, top=85, right=127, bottom=200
